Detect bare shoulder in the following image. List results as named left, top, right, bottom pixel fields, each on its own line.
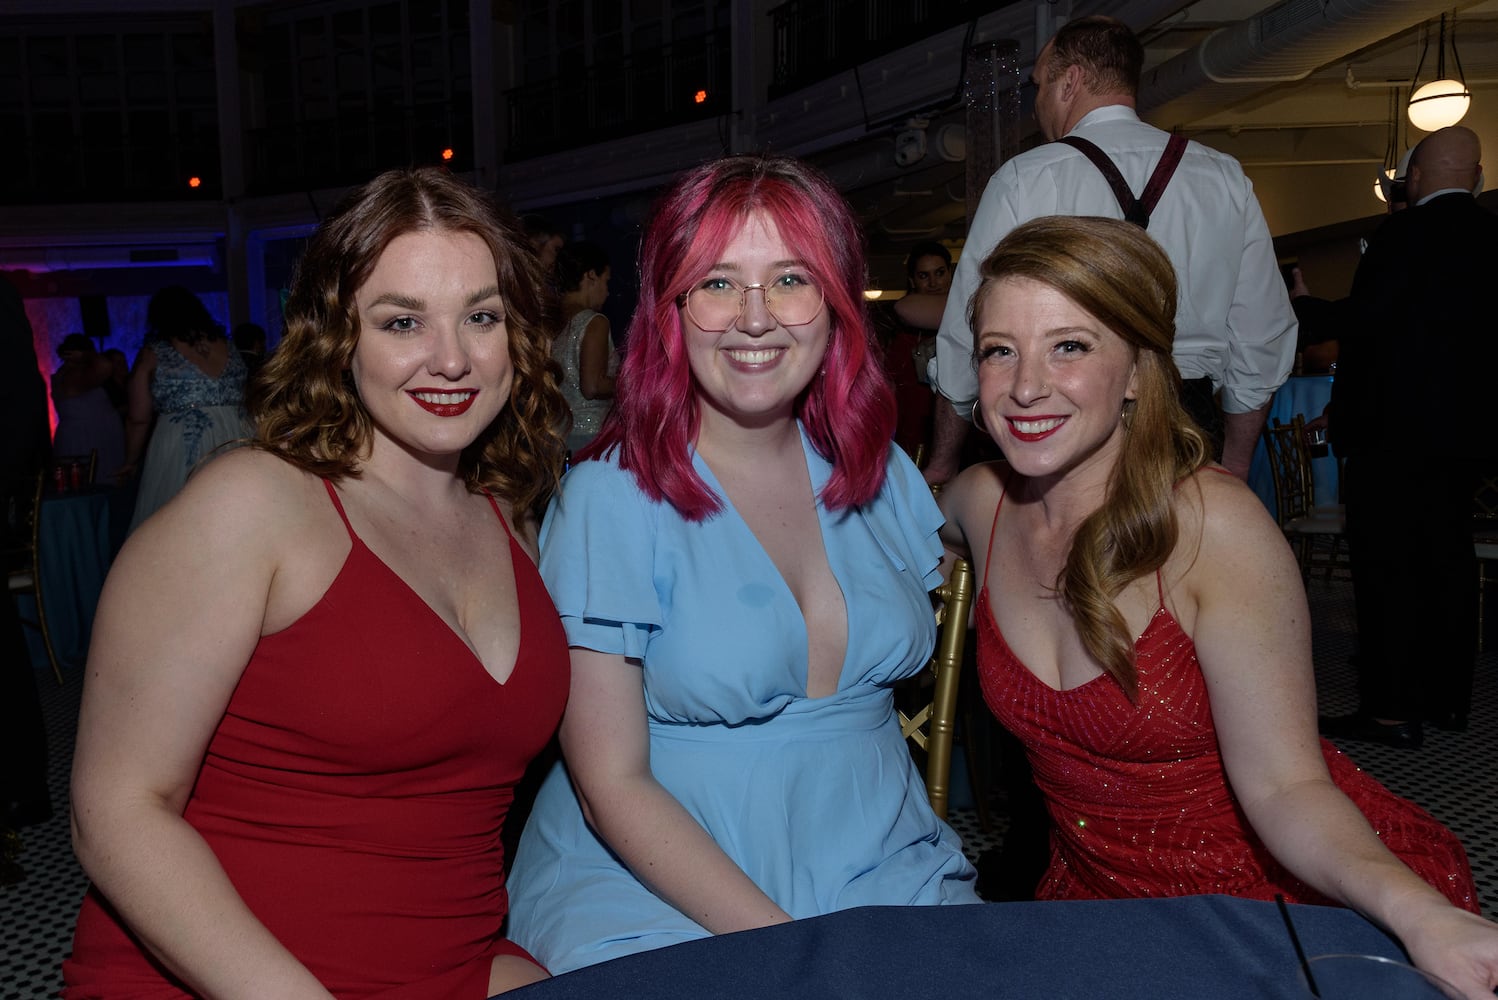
left=125, top=448, right=334, bottom=570
left=1177, top=467, right=1284, bottom=550
left=941, top=461, right=1008, bottom=529
left=1171, top=466, right=1300, bottom=602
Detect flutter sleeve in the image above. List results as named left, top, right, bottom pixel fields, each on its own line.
left=538, top=460, right=662, bottom=661
left=859, top=446, right=945, bottom=592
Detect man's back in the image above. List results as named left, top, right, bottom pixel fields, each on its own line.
left=1336, top=192, right=1498, bottom=461
left=934, top=106, right=1294, bottom=418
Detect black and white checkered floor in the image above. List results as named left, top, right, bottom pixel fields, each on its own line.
left=3, top=578, right=1495, bottom=999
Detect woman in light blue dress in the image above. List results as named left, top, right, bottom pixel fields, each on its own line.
left=124, top=286, right=251, bottom=532
left=507, top=155, right=978, bottom=975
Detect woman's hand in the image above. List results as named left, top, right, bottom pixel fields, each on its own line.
left=1395, top=899, right=1498, bottom=999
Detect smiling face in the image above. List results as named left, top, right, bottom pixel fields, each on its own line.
left=975, top=276, right=1138, bottom=489
left=350, top=228, right=512, bottom=467
left=681, top=211, right=831, bottom=437
left=910, top=254, right=951, bottom=295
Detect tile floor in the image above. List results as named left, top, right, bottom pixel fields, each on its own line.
left=2, top=578, right=1494, bottom=999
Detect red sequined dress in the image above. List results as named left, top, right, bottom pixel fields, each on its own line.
left=63, top=481, right=571, bottom=998
left=976, top=495, right=1478, bottom=913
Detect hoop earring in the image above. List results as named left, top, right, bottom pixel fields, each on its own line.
left=971, top=399, right=989, bottom=436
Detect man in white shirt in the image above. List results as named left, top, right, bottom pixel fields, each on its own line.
left=926, top=16, right=1296, bottom=484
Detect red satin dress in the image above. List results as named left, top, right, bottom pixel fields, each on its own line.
left=64, top=481, right=570, bottom=998
left=976, top=492, right=1478, bottom=913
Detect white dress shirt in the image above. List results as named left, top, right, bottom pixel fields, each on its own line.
left=933, top=105, right=1296, bottom=417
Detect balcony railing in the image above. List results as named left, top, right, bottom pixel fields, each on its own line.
left=770, top=0, right=1009, bottom=98
left=506, top=29, right=730, bottom=161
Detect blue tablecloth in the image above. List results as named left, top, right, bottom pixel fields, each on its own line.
left=505, top=895, right=1407, bottom=1000
left=21, top=487, right=113, bottom=674
left=1248, top=375, right=1339, bottom=516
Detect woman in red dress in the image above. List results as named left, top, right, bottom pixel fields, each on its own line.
left=64, top=168, right=570, bottom=999
left=938, top=216, right=1498, bottom=999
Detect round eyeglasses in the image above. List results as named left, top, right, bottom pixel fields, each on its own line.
left=679, top=271, right=826, bottom=333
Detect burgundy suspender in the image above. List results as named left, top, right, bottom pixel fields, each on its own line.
left=1055, top=133, right=1189, bottom=229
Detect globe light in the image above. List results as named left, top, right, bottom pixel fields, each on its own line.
left=1373, top=167, right=1393, bottom=203
left=1408, top=78, right=1471, bottom=131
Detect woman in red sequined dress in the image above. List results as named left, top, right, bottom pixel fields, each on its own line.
left=937, top=216, right=1498, bottom=999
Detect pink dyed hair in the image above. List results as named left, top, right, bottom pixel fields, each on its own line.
left=581, top=154, right=896, bottom=521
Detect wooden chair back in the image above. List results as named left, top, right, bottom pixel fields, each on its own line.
left=1261, top=415, right=1314, bottom=526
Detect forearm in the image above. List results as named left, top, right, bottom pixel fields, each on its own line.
left=73, top=804, right=333, bottom=999
left=923, top=401, right=969, bottom=486
left=1220, top=403, right=1268, bottom=480
left=578, top=775, right=791, bottom=934
left=1242, top=778, right=1454, bottom=931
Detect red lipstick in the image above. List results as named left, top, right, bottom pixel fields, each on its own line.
left=408, top=390, right=478, bottom=417
left=1005, top=415, right=1067, bottom=442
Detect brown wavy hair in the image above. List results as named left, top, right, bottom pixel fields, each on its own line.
left=249, top=167, right=567, bottom=515
left=970, top=216, right=1208, bottom=698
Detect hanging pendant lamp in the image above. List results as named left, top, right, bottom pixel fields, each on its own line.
left=1407, top=14, right=1471, bottom=131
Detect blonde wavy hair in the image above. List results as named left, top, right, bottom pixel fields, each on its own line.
left=970, top=216, right=1209, bottom=698
left=249, top=168, right=567, bottom=515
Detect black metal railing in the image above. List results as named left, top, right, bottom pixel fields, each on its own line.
left=505, top=29, right=730, bottom=161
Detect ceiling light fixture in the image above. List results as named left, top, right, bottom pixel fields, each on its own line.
left=1407, top=14, right=1470, bottom=132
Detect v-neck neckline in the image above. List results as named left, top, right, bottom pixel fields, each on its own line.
left=691, top=424, right=853, bottom=699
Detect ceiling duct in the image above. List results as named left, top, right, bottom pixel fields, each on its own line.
left=1139, top=0, right=1486, bottom=129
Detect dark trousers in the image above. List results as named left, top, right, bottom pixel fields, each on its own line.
left=1178, top=376, right=1224, bottom=461
left=0, top=593, right=52, bottom=827
left=1344, top=454, right=1479, bottom=720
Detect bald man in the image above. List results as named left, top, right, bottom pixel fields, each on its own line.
left=1321, top=126, right=1498, bottom=749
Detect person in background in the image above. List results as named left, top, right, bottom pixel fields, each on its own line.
left=0, top=271, right=54, bottom=835
left=101, top=348, right=130, bottom=419
left=507, top=154, right=978, bottom=976
left=872, top=240, right=951, bottom=459
left=51, top=333, right=126, bottom=480
left=552, top=240, right=616, bottom=452
left=122, top=286, right=252, bottom=531
left=938, top=216, right=1497, bottom=1000
left=926, top=15, right=1295, bottom=486
left=232, top=322, right=268, bottom=379
left=1319, top=126, right=1498, bottom=749
left=64, top=167, right=571, bottom=998
left=521, top=213, right=565, bottom=272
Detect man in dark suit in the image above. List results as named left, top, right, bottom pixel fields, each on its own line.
left=1320, top=126, right=1498, bottom=748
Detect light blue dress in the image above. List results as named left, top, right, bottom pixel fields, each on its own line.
left=128, top=339, right=251, bottom=533
left=507, top=425, right=978, bottom=974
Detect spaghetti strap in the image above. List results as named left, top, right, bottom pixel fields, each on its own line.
left=322, top=480, right=356, bottom=539
left=982, top=484, right=1007, bottom=590
left=1155, top=568, right=1166, bottom=608
left=483, top=491, right=518, bottom=544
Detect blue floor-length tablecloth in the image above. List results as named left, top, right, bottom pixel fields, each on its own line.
left=1248, top=375, right=1339, bottom=516
left=505, top=895, right=1408, bottom=1000
left=20, top=486, right=114, bottom=674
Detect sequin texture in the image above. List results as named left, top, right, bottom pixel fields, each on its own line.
left=976, top=586, right=1478, bottom=913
